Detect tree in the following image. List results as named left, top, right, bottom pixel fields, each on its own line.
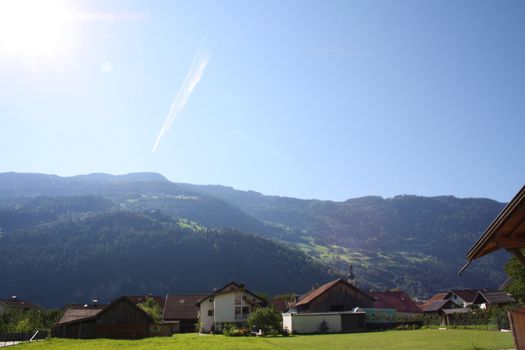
left=137, top=297, right=162, bottom=322
left=15, top=318, right=31, bottom=333
left=504, top=251, right=525, bottom=302
left=247, top=307, right=281, bottom=334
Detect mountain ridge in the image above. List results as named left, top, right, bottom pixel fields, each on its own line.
left=0, top=171, right=510, bottom=303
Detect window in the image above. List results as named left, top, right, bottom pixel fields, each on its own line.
left=234, top=291, right=252, bottom=319
left=208, top=309, right=213, bottom=316
left=235, top=306, right=242, bottom=319
left=235, top=292, right=242, bottom=304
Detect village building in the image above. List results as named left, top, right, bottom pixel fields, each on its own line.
left=419, top=292, right=447, bottom=306
left=444, top=289, right=477, bottom=308
left=196, top=282, right=265, bottom=333
left=472, top=289, right=516, bottom=309
left=419, top=299, right=469, bottom=326
left=0, top=296, right=40, bottom=315
left=282, top=310, right=367, bottom=334
left=282, top=278, right=373, bottom=334
left=369, top=291, right=421, bottom=315
left=52, top=296, right=156, bottom=339
left=162, top=294, right=206, bottom=333
left=419, top=299, right=457, bottom=314
left=290, top=278, right=374, bottom=313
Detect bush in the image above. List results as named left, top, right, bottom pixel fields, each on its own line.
left=247, top=307, right=282, bottom=335
left=137, top=297, right=162, bottom=322
left=223, top=323, right=242, bottom=336
left=319, top=320, right=329, bottom=334
left=489, top=305, right=515, bottom=330
left=0, top=308, right=61, bottom=333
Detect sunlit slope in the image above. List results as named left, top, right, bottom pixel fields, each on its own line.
left=0, top=172, right=508, bottom=299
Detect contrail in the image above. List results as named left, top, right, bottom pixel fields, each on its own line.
left=152, top=51, right=209, bottom=153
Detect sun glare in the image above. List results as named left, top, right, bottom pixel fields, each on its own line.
left=0, top=0, right=72, bottom=57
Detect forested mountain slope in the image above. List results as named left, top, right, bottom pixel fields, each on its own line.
left=0, top=172, right=509, bottom=302
left=0, top=208, right=333, bottom=307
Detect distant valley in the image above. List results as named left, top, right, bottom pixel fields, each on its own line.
left=0, top=172, right=509, bottom=307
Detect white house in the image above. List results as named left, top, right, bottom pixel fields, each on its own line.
left=444, top=290, right=477, bottom=308
left=196, top=282, right=265, bottom=333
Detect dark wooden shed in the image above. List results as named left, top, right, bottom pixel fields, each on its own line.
left=53, top=296, right=153, bottom=339
left=291, top=278, right=374, bottom=313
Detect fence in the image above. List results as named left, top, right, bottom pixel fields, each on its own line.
left=0, top=330, right=48, bottom=347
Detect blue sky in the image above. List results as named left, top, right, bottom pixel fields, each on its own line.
left=0, top=0, right=524, bottom=202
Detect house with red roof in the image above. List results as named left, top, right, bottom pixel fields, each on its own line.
left=369, top=291, right=421, bottom=315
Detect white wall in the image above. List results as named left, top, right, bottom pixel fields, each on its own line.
left=282, top=313, right=342, bottom=334
left=282, top=313, right=293, bottom=332
left=199, top=299, right=214, bottom=332
left=214, top=293, right=236, bottom=323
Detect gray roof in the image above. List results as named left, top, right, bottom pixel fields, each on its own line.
left=57, top=307, right=104, bottom=325
left=474, top=290, right=516, bottom=305
left=420, top=300, right=454, bottom=312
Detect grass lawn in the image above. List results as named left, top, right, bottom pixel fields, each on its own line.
left=18, top=329, right=514, bottom=350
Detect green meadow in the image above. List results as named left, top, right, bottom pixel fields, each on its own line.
left=19, top=329, right=514, bottom=350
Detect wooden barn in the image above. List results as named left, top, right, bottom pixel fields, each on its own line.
left=291, top=278, right=375, bottom=313
left=282, top=278, right=373, bottom=334
left=52, top=296, right=154, bottom=339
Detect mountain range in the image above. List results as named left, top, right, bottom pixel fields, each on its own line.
left=0, top=172, right=509, bottom=307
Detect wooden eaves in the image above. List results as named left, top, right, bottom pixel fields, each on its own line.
left=460, top=184, right=525, bottom=274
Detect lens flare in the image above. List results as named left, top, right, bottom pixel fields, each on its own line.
left=0, top=0, right=72, bottom=57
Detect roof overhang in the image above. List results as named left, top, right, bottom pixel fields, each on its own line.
left=196, top=282, right=263, bottom=306
left=460, top=185, right=525, bottom=274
